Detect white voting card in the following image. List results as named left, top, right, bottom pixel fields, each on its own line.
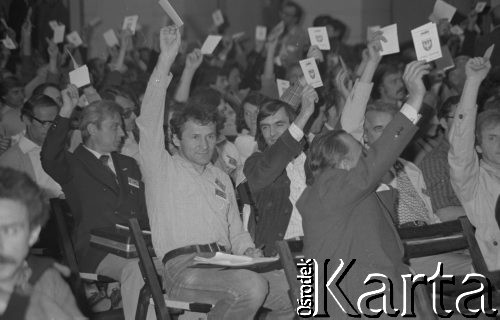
left=429, top=0, right=456, bottom=22
left=201, top=35, right=223, bottom=55
left=256, top=26, right=267, bottom=41
left=103, top=29, right=119, bottom=47
left=158, top=0, right=184, bottom=27
left=411, top=22, right=442, bottom=62
left=308, top=27, right=330, bottom=50
left=66, top=31, right=83, bottom=47
left=53, top=24, right=65, bottom=44
left=475, top=2, right=487, bottom=13
left=276, top=79, right=290, bottom=98
left=2, top=36, right=16, bottom=50
left=122, top=15, right=139, bottom=34
left=69, top=65, right=91, bottom=88
left=212, top=9, right=224, bottom=26
left=299, top=57, right=323, bottom=88
left=379, top=24, right=400, bottom=56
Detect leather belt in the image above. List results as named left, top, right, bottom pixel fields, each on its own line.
left=162, top=242, right=226, bottom=265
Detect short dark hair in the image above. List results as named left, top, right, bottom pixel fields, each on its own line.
left=0, top=76, right=23, bottom=100
left=255, top=100, right=296, bottom=151
left=283, top=1, right=303, bottom=22
left=197, top=66, right=225, bottom=88
left=476, top=109, right=500, bottom=143
left=437, top=95, right=460, bottom=120
left=21, top=94, right=60, bottom=119
left=372, top=63, right=402, bottom=100
left=170, top=102, right=221, bottom=139
left=32, top=83, right=60, bottom=97
left=189, top=87, right=223, bottom=113
left=100, top=86, right=139, bottom=110
left=237, top=91, right=270, bottom=132
left=0, top=167, right=48, bottom=229
left=305, top=130, right=350, bottom=185
left=313, top=15, right=347, bottom=41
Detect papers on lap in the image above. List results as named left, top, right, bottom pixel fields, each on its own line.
left=193, top=252, right=279, bottom=267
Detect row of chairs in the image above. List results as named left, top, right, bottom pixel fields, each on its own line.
left=48, top=197, right=500, bottom=319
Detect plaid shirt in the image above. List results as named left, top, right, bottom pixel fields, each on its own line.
left=418, top=137, right=461, bottom=211
left=280, top=81, right=304, bottom=110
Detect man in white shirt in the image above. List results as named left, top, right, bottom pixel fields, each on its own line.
left=137, top=26, right=293, bottom=320
left=0, top=94, right=62, bottom=198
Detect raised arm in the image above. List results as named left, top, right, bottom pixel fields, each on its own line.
left=174, top=48, right=202, bottom=102
left=325, top=61, right=429, bottom=208
left=341, top=32, right=384, bottom=141
left=449, top=53, right=491, bottom=210
left=40, top=85, right=79, bottom=185
left=136, top=26, right=179, bottom=179
left=244, top=86, right=317, bottom=192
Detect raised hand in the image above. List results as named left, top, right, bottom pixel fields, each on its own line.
left=60, top=84, right=80, bottom=117
left=403, top=60, right=431, bottom=110
left=159, top=26, right=181, bottom=64
left=300, top=85, right=319, bottom=116
left=120, top=28, right=133, bottom=49
left=367, top=31, right=385, bottom=64
left=465, top=48, right=492, bottom=83
left=185, top=48, right=203, bottom=71
left=307, top=45, right=324, bottom=63
left=335, top=68, right=353, bottom=100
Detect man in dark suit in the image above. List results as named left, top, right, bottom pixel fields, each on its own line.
left=41, top=85, right=148, bottom=320
left=243, top=86, right=316, bottom=256
left=297, top=61, right=430, bottom=318
left=474, top=5, right=500, bottom=67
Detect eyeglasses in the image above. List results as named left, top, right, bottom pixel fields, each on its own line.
left=30, top=115, right=55, bottom=127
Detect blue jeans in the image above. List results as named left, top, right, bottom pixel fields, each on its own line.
left=162, top=253, right=294, bottom=320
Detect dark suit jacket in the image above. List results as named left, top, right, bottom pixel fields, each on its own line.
left=244, top=130, right=304, bottom=256
left=297, top=113, right=419, bottom=318
left=41, top=116, right=148, bottom=272
left=474, top=27, right=500, bottom=67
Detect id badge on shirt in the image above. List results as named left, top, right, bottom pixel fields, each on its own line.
left=128, top=177, right=140, bottom=189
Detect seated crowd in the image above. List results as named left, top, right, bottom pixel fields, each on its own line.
left=0, top=0, right=499, bottom=319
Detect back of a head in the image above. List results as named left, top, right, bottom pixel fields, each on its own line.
left=0, top=167, right=48, bottom=229
left=32, top=83, right=60, bottom=98
left=306, top=130, right=350, bottom=185
left=365, top=100, right=399, bottom=118
left=189, top=87, right=223, bottom=114
left=79, top=100, right=123, bottom=143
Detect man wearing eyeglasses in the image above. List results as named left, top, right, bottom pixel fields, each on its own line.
left=0, top=94, right=62, bottom=199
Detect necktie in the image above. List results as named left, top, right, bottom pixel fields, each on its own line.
left=394, top=161, right=430, bottom=226
left=99, top=155, right=116, bottom=178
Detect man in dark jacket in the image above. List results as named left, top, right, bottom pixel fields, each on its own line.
left=41, top=85, right=148, bottom=320
left=243, top=85, right=316, bottom=256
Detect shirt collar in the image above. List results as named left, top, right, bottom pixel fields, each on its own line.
left=173, top=152, right=214, bottom=176
left=480, top=160, right=500, bottom=179
left=18, top=136, right=39, bottom=154
left=83, top=145, right=110, bottom=160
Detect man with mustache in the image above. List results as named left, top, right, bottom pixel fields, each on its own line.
left=372, top=63, right=407, bottom=108
left=0, top=167, right=83, bottom=319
